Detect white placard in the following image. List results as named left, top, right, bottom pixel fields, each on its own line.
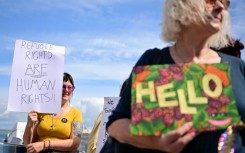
left=7, top=39, right=65, bottom=113
left=96, top=97, right=120, bottom=153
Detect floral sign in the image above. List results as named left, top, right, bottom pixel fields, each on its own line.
left=130, top=63, right=241, bottom=136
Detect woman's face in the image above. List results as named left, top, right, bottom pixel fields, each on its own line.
left=204, top=0, right=226, bottom=31
left=62, top=80, right=74, bottom=104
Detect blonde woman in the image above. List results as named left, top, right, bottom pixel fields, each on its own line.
left=106, top=0, right=245, bottom=153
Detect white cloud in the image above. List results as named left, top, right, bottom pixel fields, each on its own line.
left=71, top=97, right=112, bottom=130
left=82, top=48, right=105, bottom=57
left=3, top=115, right=28, bottom=130
left=0, top=110, right=9, bottom=117
left=0, top=107, right=28, bottom=130
left=0, top=0, right=132, bottom=16
left=61, top=31, right=165, bottom=61
left=0, top=65, right=11, bottom=75
left=74, top=97, right=104, bottom=113
left=0, top=36, right=15, bottom=53
left=65, top=61, right=132, bottom=81
left=92, top=38, right=127, bottom=48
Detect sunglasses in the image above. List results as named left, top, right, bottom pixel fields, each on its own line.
left=62, top=85, right=75, bottom=92
left=206, top=0, right=230, bottom=9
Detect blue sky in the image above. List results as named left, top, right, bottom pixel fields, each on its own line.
left=0, top=0, right=244, bottom=130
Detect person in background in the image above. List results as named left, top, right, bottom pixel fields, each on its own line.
left=87, top=79, right=128, bottom=153
left=23, top=72, right=83, bottom=153
left=106, top=0, right=245, bottom=153
left=214, top=38, right=244, bottom=58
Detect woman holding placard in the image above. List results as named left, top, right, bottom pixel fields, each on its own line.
left=105, top=0, right=245, bottom=153
left=23, top=72, right=83, bottom=153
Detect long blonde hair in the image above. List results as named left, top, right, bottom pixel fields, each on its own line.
left=207, top=10, right=232, bottom=49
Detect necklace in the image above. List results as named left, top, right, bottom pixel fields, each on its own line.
left=50, top=104, right=69, bottom=129
left=174, top=43, right=212, bottom=63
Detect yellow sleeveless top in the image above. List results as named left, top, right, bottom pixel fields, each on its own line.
left=37, top=107, right=82, bottom=141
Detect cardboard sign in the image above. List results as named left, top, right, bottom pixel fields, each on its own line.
left=7, top=39, right=65, bottom=113
left=130, top=63, right=241, bottom=136
left=96, top=97, right=120, bottom=153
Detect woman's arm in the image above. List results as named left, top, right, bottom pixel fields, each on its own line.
left=25, top=137, right=81, bottom=153
left=25, top=121, right=82, bottom=152
left=23, top=110, right=39, bottom=146
left=48, top=137, right=81, bottom=151
left=108, top=118, right=196, bottom=153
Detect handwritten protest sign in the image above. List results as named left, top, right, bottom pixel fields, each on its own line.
left=7, top=39, right=65, bottom=113
left=96, top=97, right=120, bottom=153
left=130, top=63, right=241, bottom=136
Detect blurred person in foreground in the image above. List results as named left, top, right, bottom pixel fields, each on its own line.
left=87, top=79, right=128, bottom=153
left=23, top=72, right=83, bottom=153
left=105, top=0, right=245, bottom=153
